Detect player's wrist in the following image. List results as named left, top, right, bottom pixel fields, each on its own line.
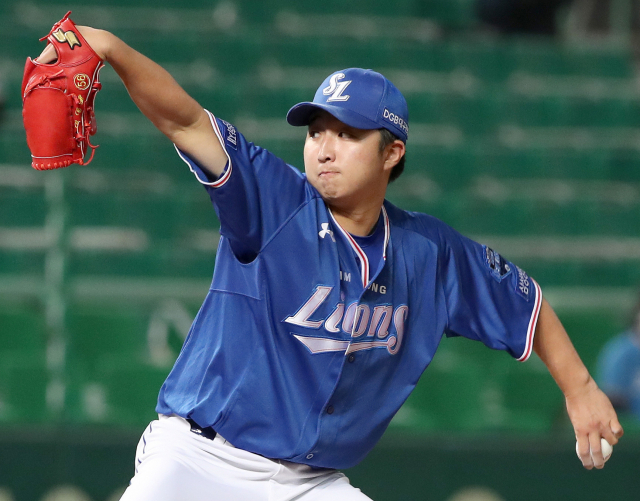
left=563, top=373, right=597, bottom=401
left=76, top=26, right=114, bottom=61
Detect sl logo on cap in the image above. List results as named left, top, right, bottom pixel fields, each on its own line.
left=323, top=73, right=351, bottom=102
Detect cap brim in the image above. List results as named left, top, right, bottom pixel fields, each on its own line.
left=286, top=102, right=381, bottom=130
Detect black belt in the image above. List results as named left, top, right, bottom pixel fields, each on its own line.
left=187, top=418, right=217, bottom=441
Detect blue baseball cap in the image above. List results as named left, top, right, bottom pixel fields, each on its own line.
left=286, top=68, right=409, bottom=143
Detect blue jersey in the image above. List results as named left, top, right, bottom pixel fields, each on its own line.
left=156, top=112, right=542, bottom=470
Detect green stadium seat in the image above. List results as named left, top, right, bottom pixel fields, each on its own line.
left=471, top=149, right=614, bottom=181
left=67, top=190, right=179, bottom=240
left=510, top=41, right=633, bottom=78
left=499, top=95, right=568, bottom=128
left=409, top=94, right=501, bottom=135
left=66, top=306, right=150, bottom=382
left=499, top=361, right=565, bottom=432
left=0, top=193, right=47, bottom=227
left=449, top=42, right=515, bottom=82
left=280, top=0, right=418, bottom=17
left=0, top=305, right=47, bottom=358
left=0, top=251, right=46, bottom=275
left=82, top=358, right=171, bottom=427
left=557, top=311, right=626, bottom=370
left=0, top=137, right=31, bottom=165
left=0, top=355, right=51, bottom=423
left=402, top=356, right=491, bottom=432
left=416, top=0, right=477, bottom=29
left=390, top=43, right=462, bottom=74
left=88, top=137, right=179, bottom=174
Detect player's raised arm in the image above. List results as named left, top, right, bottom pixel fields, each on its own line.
left=533, top=298, right=624, bottom=470
left=38, top=26, right=226, bottom=178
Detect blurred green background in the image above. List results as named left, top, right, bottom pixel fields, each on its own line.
left=1, top=0, right=640, bottom=500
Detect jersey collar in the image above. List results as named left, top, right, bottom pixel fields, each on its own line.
left=328, top=206, right=390, bottom=288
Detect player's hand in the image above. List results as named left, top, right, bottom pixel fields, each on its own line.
left=36, top=26, right=113, bottom=64
left=565, top=377, right=623, bottom=470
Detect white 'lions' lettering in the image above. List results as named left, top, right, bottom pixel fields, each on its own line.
left=352, top=305, right=371, bottom=338
left=284, top=286, right=332, bottom=328
left=284, top=286, right=408, bottom=355
left=368, top=305, right=393, bottom=338
left=342, top=302, right=357, bottom=334
left=388, top=306, right=408, bottom=355
left=323, top=73, right=351, bottom=102
left=324, top=303, right=344, bottom=333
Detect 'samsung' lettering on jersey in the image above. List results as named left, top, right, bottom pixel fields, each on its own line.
left=284, top=285, right=408, bottom=355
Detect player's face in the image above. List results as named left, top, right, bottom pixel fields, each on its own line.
left=304, top=111, right=392, bottom=209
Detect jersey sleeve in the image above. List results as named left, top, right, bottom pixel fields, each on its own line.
left=175, top=111, right=311, bottom=261
left=438, top=226, right=542, bottom=361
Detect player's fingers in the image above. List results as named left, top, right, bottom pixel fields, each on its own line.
left=576, top=436, right=593, bottom=469
left=36, top=44, right=57, bottom=64
left=601, top=427, right=618, bottom=448
left=611, top=418, right=624, bottom=442
left=589, top=433, right=605, bottom=469
left=601, top=416, right=624, bottom=447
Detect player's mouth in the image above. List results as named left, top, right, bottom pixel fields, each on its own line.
left=318, top=170, right=340, bottom=178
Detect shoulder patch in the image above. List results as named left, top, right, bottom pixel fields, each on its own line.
left=515, top=266, right=532, bottom=300
left=220, top=119, right=238, bottom=151
left=483, top=246, right=512, bottom=282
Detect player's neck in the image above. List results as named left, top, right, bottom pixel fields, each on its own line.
left=330, top=203, right=382, bottom=237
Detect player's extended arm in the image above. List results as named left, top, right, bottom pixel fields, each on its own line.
left=37, top=27, right=226, bottom=178
left=533, top=298, right=624, bottom=469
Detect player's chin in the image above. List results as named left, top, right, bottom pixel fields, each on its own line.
left=310, top=178, right=339, bottom=199
left=318, top=189, right=341, bottom=203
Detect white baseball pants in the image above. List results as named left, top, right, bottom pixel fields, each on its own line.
left=119, top=415, right=373, bottom=501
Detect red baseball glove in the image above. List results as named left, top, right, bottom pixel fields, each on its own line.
left=22, top=11, right=104, bottom=170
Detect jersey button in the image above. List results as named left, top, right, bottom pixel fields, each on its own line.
left=326, top=405, right=334, bottom=415
left=348, top=354, right=355, bottom=363
left=306, top=453, right=314, bottom=459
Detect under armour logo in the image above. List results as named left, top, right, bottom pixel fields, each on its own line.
left=319, top=223, right=335, bottom=242
left=323, top=73, right=351, bottom=102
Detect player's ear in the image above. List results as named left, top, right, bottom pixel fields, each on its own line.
left=383, top=140, right=405, bottom=171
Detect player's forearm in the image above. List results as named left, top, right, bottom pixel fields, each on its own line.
left=533, top=298, right=594, bottom=398
left=100, top=32, right=203, bottom=138
left=78, top=27, right=227, bottom=177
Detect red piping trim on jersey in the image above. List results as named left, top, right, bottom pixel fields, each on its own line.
left=175, top=110, right=232, bottom=188
left=328, top=210, right=369, bottom=288
left=328, top=208, right=390, bottom=288
left=381, top=205, right=390, bottom=261
left=206, top=111, right=232, bottom=187
left=517, top=278, right=542, bottom=362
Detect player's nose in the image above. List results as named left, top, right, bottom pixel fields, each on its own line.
left=317, top=134, right=336, bottom=163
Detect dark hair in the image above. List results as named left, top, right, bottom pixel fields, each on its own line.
left=379, top=128, right=406, bottom=183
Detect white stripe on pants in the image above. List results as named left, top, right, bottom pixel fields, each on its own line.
left=119, top=415, right=373, bottom=501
